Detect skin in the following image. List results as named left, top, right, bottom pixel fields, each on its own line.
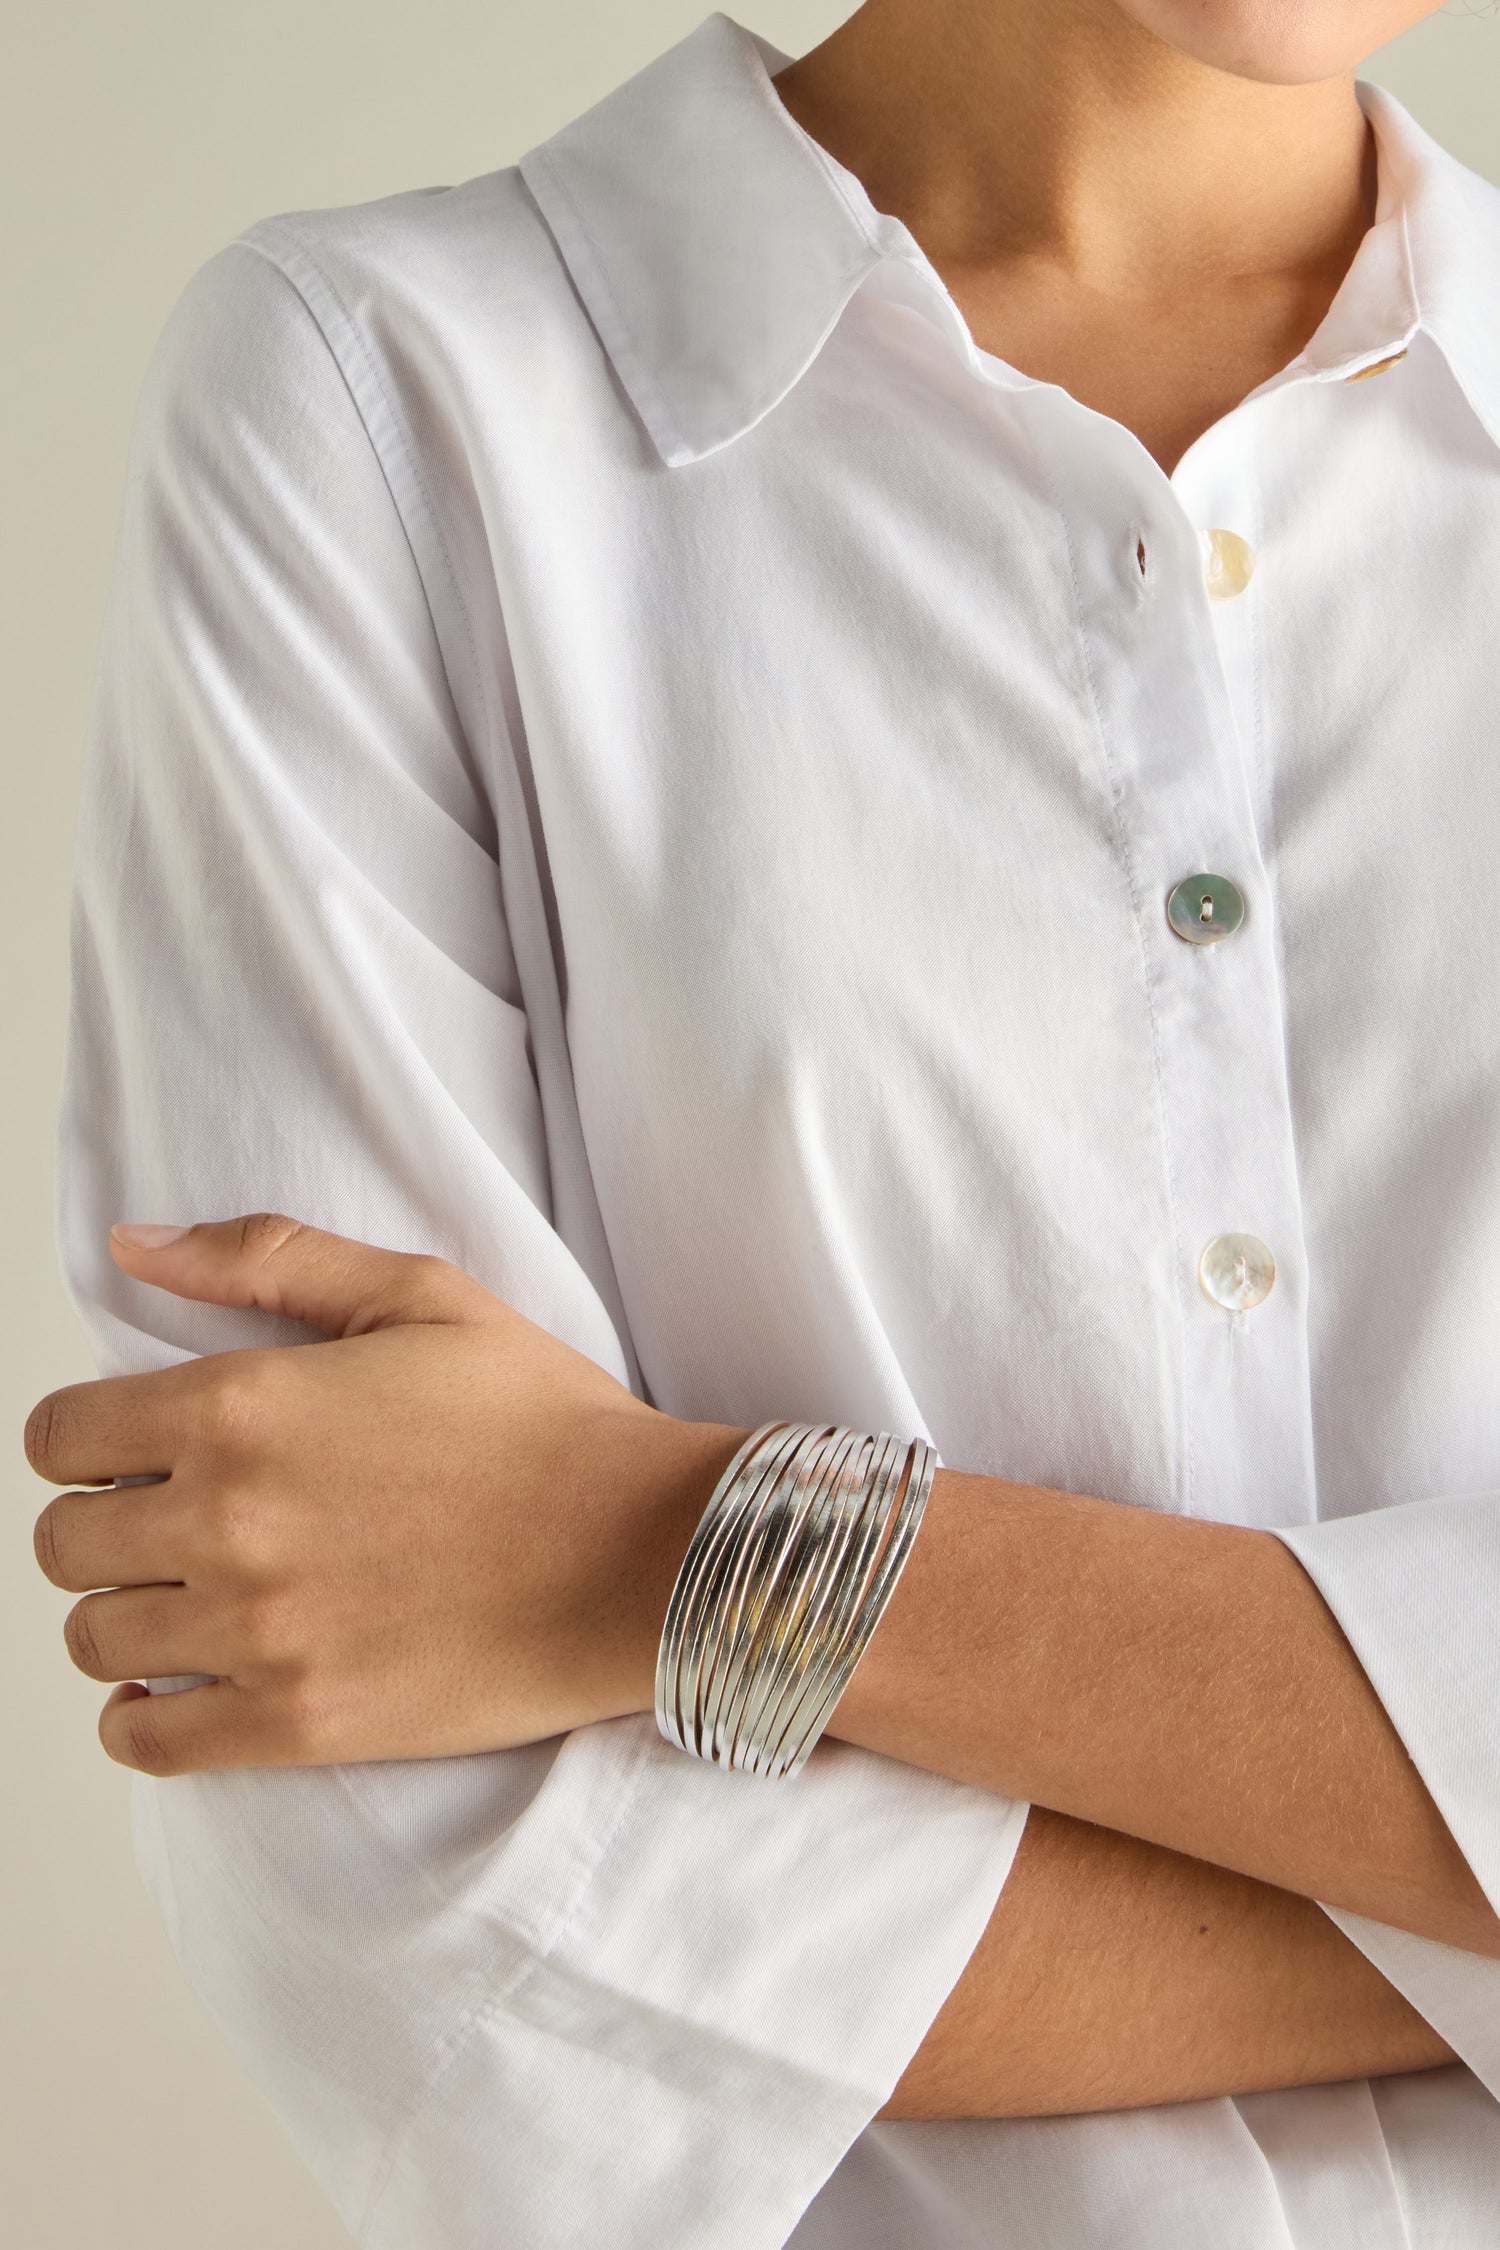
left=775, top=0, right=1442, bottom=475
left=889, top=1811, right=1454, bottom=2118
left=28, top=1214, right=1482, bottom=2117
left=29, top=0, right=1482, bottom=2123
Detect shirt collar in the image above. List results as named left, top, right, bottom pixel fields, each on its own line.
left=1351, top=77, right=1500, bottom=452
left=519, top=10, right=1500, bottom=466
left=518, top=14, right=878, bottom=465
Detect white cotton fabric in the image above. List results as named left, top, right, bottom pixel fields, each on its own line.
left=55, top=11, right=1500, bottom=2244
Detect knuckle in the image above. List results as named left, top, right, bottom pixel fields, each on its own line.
left=236, top=1211, right=304, bottom=1264
left=200, top=1485, right=277, bottom=1578
left=231, top=1587, right=294, bottom=1661
left=23, top=1392, right=66, bottom=1479
left=192, top=1354, right=277, bottom=1449
left=404, top=1252, right=481, bottom=1318
left=112, top=1702, right=178, bottom=1777
left=64, top=1599, right=108, bottom=1681
left=33, top=1502, right=64, bottom=1587
left=275, top=1677, right=334, bottom=1761
left=406, top=1251, right=454, bottom=1287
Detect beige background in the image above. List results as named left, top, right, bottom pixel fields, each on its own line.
left=4, top=4, right=1497, bottom=2242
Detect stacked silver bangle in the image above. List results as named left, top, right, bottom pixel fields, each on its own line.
left=654, top=1420, right=939, bottom=1779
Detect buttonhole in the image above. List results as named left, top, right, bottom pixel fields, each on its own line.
left=1129, top=525, right=1153, bottom=600
left=1199, top=894, right=1215, bottom=923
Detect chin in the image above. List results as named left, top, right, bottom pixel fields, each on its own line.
left=1114, top=0, right=1433, bottom=85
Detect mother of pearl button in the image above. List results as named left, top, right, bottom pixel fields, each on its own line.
left=1167, top=873, right=1245, bottom=945
left=1199, top=1232, right=1276, bottom=1312
left=1201, top=527, right=1256, bottom=601
left=1345, top=346, right=1409, bottom=383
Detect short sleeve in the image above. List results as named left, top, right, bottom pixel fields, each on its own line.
left=58, top=237, right=1027, bottom=2248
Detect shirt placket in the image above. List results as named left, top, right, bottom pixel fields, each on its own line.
left=1031, top=394, right=1319, bottom=1531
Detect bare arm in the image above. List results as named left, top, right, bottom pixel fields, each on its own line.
left=39, top=1269, right=1496, bottom=1964
left=885, top=1806, right=1456, bottom=2121
left=832, top=1467, right=1500, bottom=1960
left=35, top=1223, right=1497, bottom=1964
left=31, top=1226, right=1487, bottom=2135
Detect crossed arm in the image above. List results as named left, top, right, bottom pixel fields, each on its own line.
left=840, top=1457, right=1490, bottom=2112
left=53, top=238, right=1488, bottom=2140
left=28, top=1219, right=1491, bottom=2122
left=886, top=1809, right=1454, bottom=2118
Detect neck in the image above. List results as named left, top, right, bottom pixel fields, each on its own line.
left=773, top=0, right=1376, bottom=300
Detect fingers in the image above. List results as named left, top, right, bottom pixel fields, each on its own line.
left=35, top=1482, right=193, bottom=1594
left=108, top=1211, right=490, bottom=1337
left=27, top=1212, right=496, bottom=1489
left=28, top=1340, right=325, bottom=1491
left=23, top=1361, right=204, bottom=1486
left=63, top=1585, right=214, bottom=1684
left=98, top=1677, right=300, bottom=1777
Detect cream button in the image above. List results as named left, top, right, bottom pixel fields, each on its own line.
left=1200, top=1233, right=1276, bottom=1313
left=1167, top=873, right=1244, bottom=945
left=1345, top=346, right=1409, bottom=384
left=1201, top=527, right=1255, bottom=601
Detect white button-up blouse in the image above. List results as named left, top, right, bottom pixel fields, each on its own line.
left=57, top=11, right=1500, bottom=2245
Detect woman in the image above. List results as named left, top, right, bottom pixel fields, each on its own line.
left=27, top=2, right=1500, bottom=2243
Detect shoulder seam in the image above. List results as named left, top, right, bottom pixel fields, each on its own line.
left=227, top=224, right=497, bottom=790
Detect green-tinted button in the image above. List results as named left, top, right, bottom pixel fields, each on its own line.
left=1167, top=873, right=1244, bottom=945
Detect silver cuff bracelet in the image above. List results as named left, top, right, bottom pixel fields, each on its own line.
left=654, top=1419, right=939, bottom=1779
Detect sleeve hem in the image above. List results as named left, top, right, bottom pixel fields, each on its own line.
left=1317, top=1900, right=1500, bottom=2098
left=358, top=1721, right=1030, bottom=2249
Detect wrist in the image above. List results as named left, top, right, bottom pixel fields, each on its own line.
left=596, top=1409, right=751, bottom=1724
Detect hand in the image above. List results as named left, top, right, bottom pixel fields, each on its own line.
left=26, top=1215, right=745, bottom=1776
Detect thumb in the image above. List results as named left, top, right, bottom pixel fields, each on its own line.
left=107, top=1213, right=488, bottom=1336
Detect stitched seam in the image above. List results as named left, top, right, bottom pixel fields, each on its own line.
left=1251, top=406, right=1321, bottom=1517
left=781, top=112, right=885, bottom=253
left=1398, top=196, right=1421, bottom=335
left=354, top=1733, right=655, bottom=2239
left=1039, top=457, right=1194, bottom=1517
left=214, top=229, right=658, bottom=2232
left=742, top=24, right=890, bottom=262
left=526, top=145, right=877, bottom=459
left=247, top=221, right=648, bottom=1387
left=1226, top=2097, right=1304, bottom=2250
left=1249, top=463, right=1271, bottom=879
left=1367, top=2078, right=1420, bottom=2250
left=235, top=226, right=496, bottom=780
left=522, top=148, right=694, bottom=461
left=521, top=16, right=891, bottom=463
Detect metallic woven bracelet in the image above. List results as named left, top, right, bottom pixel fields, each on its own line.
left=655, top=1420, right=938, bottom=1779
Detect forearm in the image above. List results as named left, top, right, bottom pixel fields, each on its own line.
left=828, top=1465, right=1500, bottom=1957
left=884, top=1805, right=1456, bottom=2120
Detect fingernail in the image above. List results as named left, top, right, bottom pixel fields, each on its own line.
left=111, top=1222, right=190, bottom=1248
